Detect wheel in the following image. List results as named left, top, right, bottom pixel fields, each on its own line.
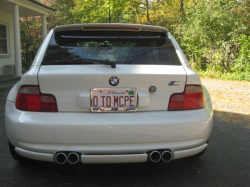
left=9, top=141, right=30, bottom=162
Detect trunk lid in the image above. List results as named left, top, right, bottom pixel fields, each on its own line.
left=38, top=65, right=186, bottom=112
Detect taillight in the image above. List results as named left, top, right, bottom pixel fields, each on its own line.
left=168, top=85, right=205, bottom=111
left=16, top=86, right=58, bottom=112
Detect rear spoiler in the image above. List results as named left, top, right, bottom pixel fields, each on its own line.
left=54, top=23, right=168, bottom=33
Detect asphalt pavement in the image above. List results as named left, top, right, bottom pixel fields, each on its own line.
left=0, top=89, right=249, bottom=187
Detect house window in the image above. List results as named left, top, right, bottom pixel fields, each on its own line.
left=0, top=23, right=9, bottom=55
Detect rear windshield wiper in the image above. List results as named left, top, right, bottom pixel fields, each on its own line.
left=82, top=58, right=116, bottom=68
left=53, top=58, right=116, bottom=68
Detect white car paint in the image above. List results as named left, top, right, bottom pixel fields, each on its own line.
left=6, top=100, right=212, bottom=159
left=38, top=65, right=187, bottom=112
left=5, top=23, right=213, bottom=164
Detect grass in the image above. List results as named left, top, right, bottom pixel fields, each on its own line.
left=197, top=71, right=250, bottom=82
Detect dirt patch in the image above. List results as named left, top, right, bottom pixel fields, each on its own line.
left=201, top=78, right=250, bottom=126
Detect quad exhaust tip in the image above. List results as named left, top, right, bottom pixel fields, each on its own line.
left=68, top=152, right=80, bottom=164
left=149, top=151, right=162, bottom=162
left=55, top=150, right=172, bottom=164
left=55, top=152, right=68, bottom=164
left=161, top=150, right=173, bottom=162
left=148, top=150, right=173, bottom=163
left=55, top=152, right=80, bottom=164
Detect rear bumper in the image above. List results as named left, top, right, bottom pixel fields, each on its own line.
left=6, top=100, right=213, bottom=162
left=15, top=143, right=208, bottom=163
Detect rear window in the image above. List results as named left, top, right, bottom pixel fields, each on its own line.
left=42, top=30, right=181, bottom=66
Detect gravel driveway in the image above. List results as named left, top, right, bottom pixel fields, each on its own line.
left=201, top=78, right=250, bottom=126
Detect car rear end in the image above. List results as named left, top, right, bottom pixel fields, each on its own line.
left=5, top=23, right=213, bottom=164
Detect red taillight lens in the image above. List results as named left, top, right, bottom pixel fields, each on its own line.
left=16, top=86, right=58, bottom=112
left=168, top=85, right=205, bottom=111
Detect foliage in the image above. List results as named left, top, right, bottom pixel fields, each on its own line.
left=232, top=34, right=250, bottom=73
left=198, top=71, right=250, bottom=82
left=174, top=0, right=249, bottom=74
left=20, top=0, right=250, bottom=81
left=20, top=17, right=42, bottom=70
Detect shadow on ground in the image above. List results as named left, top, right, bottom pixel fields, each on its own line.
left=214, top=110, right=250, bottom=127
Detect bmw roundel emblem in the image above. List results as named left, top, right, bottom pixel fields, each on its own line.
left=149, top=86, right=157, bottom=93
left=109, top=76, right=119, bottom=86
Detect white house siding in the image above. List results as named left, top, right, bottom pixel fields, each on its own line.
left=0, top=11, right=15, bottom=75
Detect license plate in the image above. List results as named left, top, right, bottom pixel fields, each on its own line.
left=91, top=88, right=137, bottom=112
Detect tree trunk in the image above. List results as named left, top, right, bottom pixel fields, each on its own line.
left=180, top=0, right=184, bottom=14
left=145, top=0, right=151, bottom=24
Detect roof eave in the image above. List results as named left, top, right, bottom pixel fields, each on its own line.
left=8, top=0, right=56, bottom=15
left=27, top=0, right=56, bottom=13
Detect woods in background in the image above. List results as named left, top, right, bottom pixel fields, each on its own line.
left=21, top=0, right=250, bottom=80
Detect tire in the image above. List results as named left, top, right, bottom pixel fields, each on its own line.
left=9, top=141, right=30, bottom=162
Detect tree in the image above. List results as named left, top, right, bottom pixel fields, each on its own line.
left=19, top=0, right=249, bottom=80
left=20, top=17, right=42, bottom=70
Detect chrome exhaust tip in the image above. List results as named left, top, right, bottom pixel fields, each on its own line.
left=162, top=150, right=173, bottom=162
left=149, top=151, right=162, bottom=162
left=55, top=152, right=67, bottom=164
left=68, top=152, right=80, bottom=164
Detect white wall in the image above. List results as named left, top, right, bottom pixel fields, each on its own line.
left=0, top=11, right=15, bottom=75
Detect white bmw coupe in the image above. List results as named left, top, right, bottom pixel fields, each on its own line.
left=5, top=23, right=213, bottom=164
